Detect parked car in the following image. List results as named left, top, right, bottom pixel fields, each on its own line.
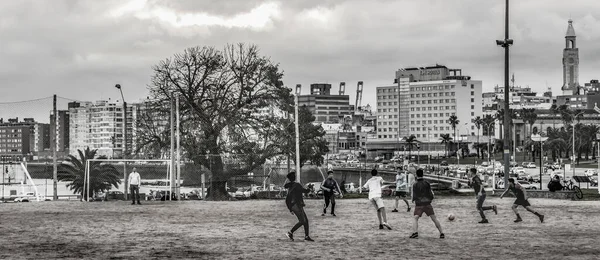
left=481, top=162, right=489, bottom=167
left=514, top=167, right=525, bottom=175
left=344, top=182, right=357, bottom=193
left=518, top=180, right=537, bottom=190
left=510, top=161, right=518, bottom=167
left=440, top=161, right=449, bottom=166
left=584, top=169, right=597, bottom=177
left=234, top=187, right=252, bottom=199
left=526, top=162, right=537, bottom=168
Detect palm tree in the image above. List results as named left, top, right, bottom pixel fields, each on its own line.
left=440, top=134, right=453, bottom=157
left=549, top=104, right=558, bottom=128
left=448, top=115, right=459, bottom=150
left=58, top=148, right=122, bottom=200
left=403, top=135, right=418, bottom=160
left=473, top=116, right=483, bottom=159
left=521, top=108, right=537, bottom=159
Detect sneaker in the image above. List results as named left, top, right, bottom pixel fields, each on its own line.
left=478, top=219, right=489, bottom=224
left=379, top=224, right=384, bottom=230
left=440, top=233, right=445, bottom=239
left=407, top=207, right=411, bottom=212
left=331, top=213, right=336, bottom=217
left=304, top=236, right=314, bottom=242
left=514, top=218, right=523, bottom=223
left=492, top=205, right=498, bottom=215
left=382, top=223, right=392, bottom=230
left=137, top=202, right=141, bottom=205
left=539, top=215, right=544, bottom=223
left=286, top=232, right=294, bottom=241
left=321, top=213, right=326, bottom=216
left=131, top=202, right=135, bottom=205
left=409, top=232, right=419, bottom=239
left=392, top=209, right=399, bottom=212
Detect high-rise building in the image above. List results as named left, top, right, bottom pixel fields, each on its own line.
left=377, top=65, right=482, bottom=144
left=0, top=118, right=34, bottom=159
left=297, top=83, right=354, bottom=124
left=69, top=100, right=134, bottom=158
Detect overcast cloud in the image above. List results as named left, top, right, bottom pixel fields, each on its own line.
left=1, top=0, right=600, bottom=119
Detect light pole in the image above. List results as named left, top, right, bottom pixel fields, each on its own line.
left=115, top=84, right=128, bottom=200
left=294, top=84, right=301, bottom=182
left=496, top=0, right=513, bottom=188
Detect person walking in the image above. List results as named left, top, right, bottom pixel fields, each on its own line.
left=500, top=178, right=544, bottom=223
left=469, top=168, right=497, bottom=223
left=128, top=167, right=141, bottom=205
left=284, top=171, right=314, bottom=242
left=363, top=169, right=392, bottom=230
left=321, top=170, right=343, bottom=216
left=392, top=170, right=411, bottom=212
left=410, top=169, right=444, bottom=239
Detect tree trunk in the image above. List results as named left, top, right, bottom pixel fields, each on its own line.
left=205, top=153, right=232, bottom=201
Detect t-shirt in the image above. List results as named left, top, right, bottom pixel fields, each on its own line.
left=395, top=173, right=408, bottom=192
left=363, top=176, right=384, bottom=200
left=472, top=175, right=485, bottom=195
left=128, top=172, right=141, bottom=186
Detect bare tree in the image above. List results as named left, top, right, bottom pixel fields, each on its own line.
left=147, top=44, right=293, bottom=200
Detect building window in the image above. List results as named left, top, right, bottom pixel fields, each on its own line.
left=451, top=92, right=455, bottom=96
left=471, top=84, right=474, bottom=89
left=471, top=105, right=475, bottom=109
left=471, top=126, right=475, bottom=130
left=411, top=94, right=414, bottom=98
left=471, top=91, right=475, bottom=95
left=451, top=85, right=455, bottom=88
left=471, top=112, right=475, bottom=116
left=471, top=98, right=475, bottom=102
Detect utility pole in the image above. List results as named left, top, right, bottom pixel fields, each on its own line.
left=295, top=84, right=301, bottom=182
left=176, top=94, right=181, bottom=200
left=170, top=96, right=175, bottom=200
left=496, top=0, right=513, bottom=188
left=52, top=94, right=58, bottom=200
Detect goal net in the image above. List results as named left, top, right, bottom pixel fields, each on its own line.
left=84, top=159, right=174, bottom=201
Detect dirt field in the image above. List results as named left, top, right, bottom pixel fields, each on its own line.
left=1, top=197, right=599, bottom=259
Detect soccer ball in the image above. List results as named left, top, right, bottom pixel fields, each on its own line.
left=447, top=213, right=455, bottom=221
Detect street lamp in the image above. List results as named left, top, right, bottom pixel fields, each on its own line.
left=496, top=0, right=513, bottom=189
left=115, top=84, right=127, bottom=200
left=422, top=125, right=431, bottom=168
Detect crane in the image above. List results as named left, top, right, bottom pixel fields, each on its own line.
left=355, top=81, right=363, bottom=112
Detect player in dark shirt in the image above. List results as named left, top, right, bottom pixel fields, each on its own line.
left=284, top=171, right=314, bottom=241
left=500, top=178, right=544, bottom=223
left=410, top=169, right=444, bottom=239
left=321, top=170, right=343, bottom=216
left=469, top=168, right=497, bottom=223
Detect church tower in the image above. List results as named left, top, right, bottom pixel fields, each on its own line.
left=562, top=19, right=579, bottom=95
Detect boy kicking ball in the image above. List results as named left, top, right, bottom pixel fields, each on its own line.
left=500, top=178, right=544, bottom=223
left=363, top=169, right=392, bottom=230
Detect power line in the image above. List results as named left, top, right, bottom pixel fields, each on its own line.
left=0, top=96, right=53, bottom=105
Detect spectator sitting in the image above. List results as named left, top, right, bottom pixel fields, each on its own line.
left=548, top=175, right=563, bottom=192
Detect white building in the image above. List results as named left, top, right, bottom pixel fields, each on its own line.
left=376, top=65, right=482, bottom=143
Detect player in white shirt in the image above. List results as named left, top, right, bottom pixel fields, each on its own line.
left=128, top=167, right=141, bottom=205
left=392, top=170, right=411, bottom=212
left=363, top=169, right=392, bottom=230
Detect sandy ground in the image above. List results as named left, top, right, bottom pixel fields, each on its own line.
left=1, top=197, right=599, bottom=260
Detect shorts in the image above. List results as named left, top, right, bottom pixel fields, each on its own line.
left=414, top=204, right=435, bottom=217
left=370, top=197, right=385, bottom=210
left=394, top=191, right=408, bottom=197
left=513, top=198, right=531, bottom=207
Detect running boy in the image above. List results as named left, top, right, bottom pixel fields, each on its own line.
left=321, top=170, right=343, bottom=216
left=500, top=178, right=544, bottom=223
left=284, top=171, right=314, bottom=241
left=363, top=169, right=392, bottom=230
left=392, top=170, right=411, bottom=212
left=469, top=168, right=497, bottom=223
left=410, top=169, right=444, bottom=239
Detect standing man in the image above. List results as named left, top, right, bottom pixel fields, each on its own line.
left=363, top=169, right=392, bottom=230
left=321, top=170, right=343, bottom=217
left=128, top=167, right=141, bottom=205
left=392, top=170, right=411, bottom=213
left=500, top=178, right=544, bottom=223
left=469, top=168, right=497, bottom=223
left=284, top=171, right=314, bottom=242
left=410, top=169, right=444, bottom=239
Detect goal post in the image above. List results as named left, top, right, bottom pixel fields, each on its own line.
left=85, top=159, right=174, bottom=202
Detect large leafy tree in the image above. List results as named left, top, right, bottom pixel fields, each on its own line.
left=280, top=106, right=330, bottom=168
left=134, top=100, right=171, bottom=159
left=146, top=44, right=297, bottom=200
left=57, top=148, right=121, bottom=200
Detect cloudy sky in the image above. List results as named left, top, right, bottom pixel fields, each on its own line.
left=1, top=0, right=600, bottom=121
